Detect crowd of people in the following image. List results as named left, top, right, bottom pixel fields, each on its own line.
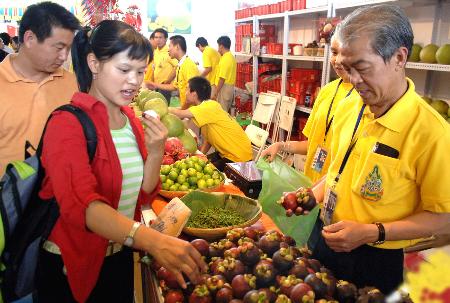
left=0, top=1, right=449, bottom=302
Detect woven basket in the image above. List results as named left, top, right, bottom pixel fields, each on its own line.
left=181, top=191, right=262, bottom=241
left=159, top=179, right=225, bottom=199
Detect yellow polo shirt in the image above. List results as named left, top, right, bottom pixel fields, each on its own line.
left=215, top=51, right=236, bottom=86
left=153, top=45, right=178, bottom=83
left=0, top=54, right=78, bottom=174
left=174, top=56, right=199, bottom=108
left=202, top=46, right=220, bottom=85
left=144, top=60, right=153, bottom=82
left=189, top=100, right=252, bottom=162
left=325, top=78, right=450, bottom=249
left=303, top=79, right=356, bottom=183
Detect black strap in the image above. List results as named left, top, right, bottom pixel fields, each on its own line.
left=324, top=80, right=355, bottom=140
left=35, top=104, right=97, bottom=163
left=334, top=104, right=366, bottom=183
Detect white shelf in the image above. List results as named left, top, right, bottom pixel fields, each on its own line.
left=257, top=12, right=285, bottom=20
left=405, top=62, right=450, bottom=72
left=286, top=55, right=326, bottom=62
left=235, top=52, right=252, bottom=57
left=296, top=106, right=312, bottom=114
left=260, top=54, right=283, bottom=59
left=287, top=6, right=328, bottom=16
left=333, top=0, right=398, bottom=9
left=235, top=17, right=253, bottom=23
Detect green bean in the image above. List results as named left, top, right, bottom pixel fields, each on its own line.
left=187, top=207, right=245, bottom=228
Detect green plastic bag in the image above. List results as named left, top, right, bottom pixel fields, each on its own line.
left=256, top=157, right=319, bottom=247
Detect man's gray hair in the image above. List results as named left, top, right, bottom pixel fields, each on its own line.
left=336, top=4, right=413, bottom=63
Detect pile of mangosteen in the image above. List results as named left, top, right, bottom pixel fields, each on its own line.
left=152, top=226, right=385, bottom=303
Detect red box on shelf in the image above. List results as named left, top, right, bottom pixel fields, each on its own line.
left=290, top=68, right=320, bottom=82
left=292, top=0, right=306, bottom=10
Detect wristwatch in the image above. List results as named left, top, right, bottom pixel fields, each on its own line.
left=373, top=222, right=386, bottom=245
left=123, top=221, right=142, bottom=247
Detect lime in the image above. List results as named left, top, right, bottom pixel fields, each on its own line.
left=161, top=183, right=170, bottom=190
left=177, top=175, right=187, bottom=184
left=169, top=184, right=180, bottom=191
left=190, top=156, right=199, bottom=162
left=160, top=175, right=167, bottom=183
left=165, top=179, right=174, bottom=187
left=203, top=174, right=211, bottom=181
left=186, top=161, right=194, bottom=169
left=196, top=172, right=204, bottom=179
left=203, top=166, right=214, bottom=175
left=187, top=168, right=197, bottom=177
left=180, top=168, right=188, bottom=177
left=180, top=163, right=188, bottom=170
left=212, top=172, right=221, bottom=180
left=188, top=176, right=198, bottom=186
left=198, top=159, right=206, bottom=167
left=214, top=179, right=221, bottom=186
left=194, top=164, right=203, bottom=172
left=206, top=178, right=215, bottom=188
left=168, top=170, right=178, bottom=181
left=180, top=184, right=189, bottom=191
left=197, top=179, right=207, bottom=189
left=160, top=165, right=171, bottom=175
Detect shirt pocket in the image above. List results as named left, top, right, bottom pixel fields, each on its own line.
left=351, top=152, right=400, bottom=206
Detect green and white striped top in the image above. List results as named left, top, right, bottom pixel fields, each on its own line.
left=111, top=116, right=144, bottom=219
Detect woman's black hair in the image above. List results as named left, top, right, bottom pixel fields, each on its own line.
left=71, top=20, right=153, bottom=93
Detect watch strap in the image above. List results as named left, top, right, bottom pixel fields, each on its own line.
left=373, top=222, right=385, bottom=245
left=124, top=221, right=142, bottom=247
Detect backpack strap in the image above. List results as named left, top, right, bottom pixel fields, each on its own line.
left=35, top=104, right=97, bottom=163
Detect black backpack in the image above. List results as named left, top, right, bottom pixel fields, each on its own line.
left=0, top=104, right=97, bottom=302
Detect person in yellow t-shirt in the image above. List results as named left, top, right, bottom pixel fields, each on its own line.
left=212, top=36, right=236, bottom=113
left=303, top=5, right=450, bottom=294
left=146, top=35, right=199, bottom=110
left=143, top=32, right=157, bottom=84
left=195, top=37, right=220, bottom=96
left=169, top=77, right=252, bottom=171
left=144, top=28, right=178, bottom=103
left=261, top=26, right=357, bottom=183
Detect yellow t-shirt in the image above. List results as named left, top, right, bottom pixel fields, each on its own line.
left=0, top=54, right=78, bottom=174
left=153, top=45, right=178, bottom=84
left=144, top=60, right=153, bottom=82
left=202, top=46, right=220, bottom=85
left=215, top=51, right=236, bottom=86
left=189, top=100, right=252, bottom=162
left=325, top=78, right=450, bottom=249
left=303, top=79, right=356, bottom=183
left=174, top=56, right=199, bottom=108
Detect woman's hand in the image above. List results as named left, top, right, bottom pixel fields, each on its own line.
left=142, top=115, right=168, bottom=156
left=150, top=234, right=207, bottom=288
left=260, top=142, right=282, bottom=162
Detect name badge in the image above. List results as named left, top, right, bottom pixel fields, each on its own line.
left=311, top=146, right=328, bottom=173
left=321, top=186, right=338, bottom=226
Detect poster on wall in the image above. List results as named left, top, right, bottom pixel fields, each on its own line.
left=147, top=0, right=191, bottom=34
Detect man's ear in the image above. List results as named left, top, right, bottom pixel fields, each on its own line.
left=22, top=30, right=36, bottom=48
left=394, top=46, right=408, bottom=69
left=87, top=53, right=100, bottom=74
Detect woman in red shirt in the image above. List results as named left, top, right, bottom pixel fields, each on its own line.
left=37, top=20, right=206, bottom=303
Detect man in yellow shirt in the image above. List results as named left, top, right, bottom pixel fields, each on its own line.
left=169, top=77, right=252, bottom=171
left=147, top=35, right=199, bottom=110
left=144, top=28, right=177, bottom=103
left=212, top=36, right=236, bottom=113
left=0, top=2, right=79, bottom=174
left=143, top=32, right=157, bottom=84
left=306, top=5, right=450, bottom=294
left=195, top=37, right=220, bottom=96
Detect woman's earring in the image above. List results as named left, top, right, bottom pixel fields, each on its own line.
left=93, top=73, right=97, bottom=80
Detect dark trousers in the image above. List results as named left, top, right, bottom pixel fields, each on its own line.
left=36, top=247, right=134, bottom=303
left=308, top=219, right=404, bottom=295
left=207, top=151, right=233, bottom=172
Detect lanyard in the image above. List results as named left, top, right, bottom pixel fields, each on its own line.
left=324, top=80, right=355, bottom=140
left=334, top=104, right=366, bottom=184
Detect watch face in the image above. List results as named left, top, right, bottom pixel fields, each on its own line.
left=124, top=237, right=133, bottom=247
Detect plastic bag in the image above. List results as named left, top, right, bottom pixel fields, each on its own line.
left=256, top=157, right=319, bottom=246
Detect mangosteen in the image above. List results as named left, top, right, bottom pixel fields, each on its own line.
left=298, top=246, right=312, bottom=258
left=213, top=257, right=246, bottom=282
left=290, top=283, right=315, bottom=303
left=257, top=231, right=282, bottom=257
left=244, top=226, right=260, bottom=241
left=165, top=289, right=184, bottom=303
left=272, top=247, right=295, bottom=273
left=209, top=257, right=224, bottom=274
left=215, top=284, right=234, bottom=303
left=243, top=289, right=270, bottom=303
left=206, top=274, right=227, bottom=294
left=238, top=237, right=256, bottom=246
left=258, top=287, right=277, bottom=303
left=230, top=300, right=244, bottom=303
left=278, top=275, right=303, bottom=297
left=307, top=258, right=322, bottom=272
left=150, top=259, right=162, bottom=272
left=239, top=242, right=262, bottom=266
left=336, top=280, right=357, bottom=303
left=288, top=258, right=310, bottom=280
left=227, top=228, right=245, bottom=243
left=253, top=259, right=278, bottom=288
left=157, top=267, right=179, bottom=289
left=189, top=284, right=212, bottom=303
left=224, top=247, right=242, bottom=259
left=356, top=287, right=385, bottom=303
left=210, top=239, right=236, bottom=258
left=274, top=294, right=292, bottom=303
left=304, top=273, right=328, bottom=299
left=191, top=239, right=210, bottom=258
left=281, top=235, right=296, bottom=247
left=231, top=274, right=257, bottom=299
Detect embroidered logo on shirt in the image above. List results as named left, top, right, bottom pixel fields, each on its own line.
left=360, top=165, right=383, bottom=201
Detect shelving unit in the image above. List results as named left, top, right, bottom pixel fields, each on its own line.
left=235, top=0, right=450, bottom=115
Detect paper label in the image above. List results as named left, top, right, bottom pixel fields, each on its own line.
left=149, top=198, right=192, bottom=237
